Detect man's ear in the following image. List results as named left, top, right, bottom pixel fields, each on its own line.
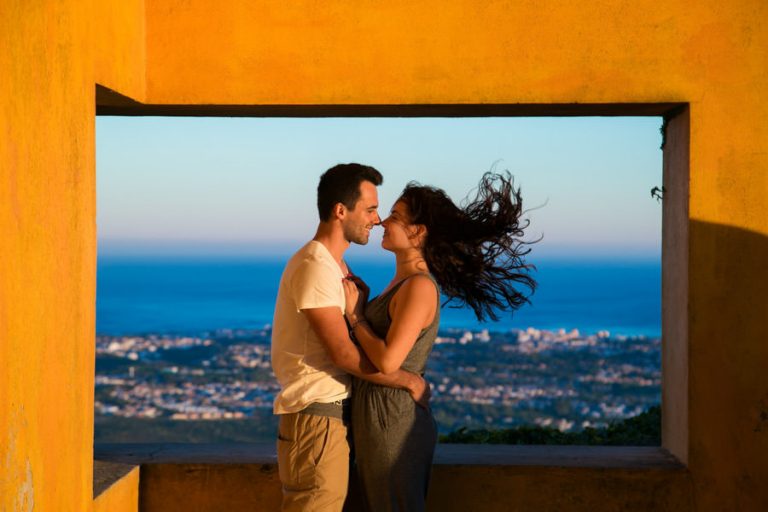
left=333, top=202, right=347, bottom=220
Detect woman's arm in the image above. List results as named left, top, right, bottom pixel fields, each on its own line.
left=301, top=306, right=430, bottom=407
left=344, top=275, right=437, bottom=374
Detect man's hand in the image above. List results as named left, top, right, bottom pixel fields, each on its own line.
left=407, top=374, right=431, bottom=410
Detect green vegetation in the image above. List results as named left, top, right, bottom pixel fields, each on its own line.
left=96, top=406, right=661, bottom=445
left=440, top=405, right=660, bottom=445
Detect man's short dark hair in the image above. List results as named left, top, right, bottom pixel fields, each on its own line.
left=317, top=163, right=383, bottom=221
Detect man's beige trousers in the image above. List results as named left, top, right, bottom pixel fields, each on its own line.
left=277, top=413, right=349, bottom=511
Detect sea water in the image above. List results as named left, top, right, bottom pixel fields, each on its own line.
left=97, top=255, right=661, bottom=337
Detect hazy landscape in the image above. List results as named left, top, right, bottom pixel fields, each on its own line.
left=94, top=325, right=660, bottom=443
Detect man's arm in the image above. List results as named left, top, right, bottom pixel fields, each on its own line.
left=344, top=275, right=437, bottom=374
left=302, top=307, right=429, bottom=407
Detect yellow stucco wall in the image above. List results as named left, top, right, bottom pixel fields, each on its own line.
left=2, top=0, right=767, bottom=510
left=93, top=466, right=140, bottom=512
left=1, top=1, right=144, bottom=510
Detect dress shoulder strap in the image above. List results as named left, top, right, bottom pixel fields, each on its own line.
left=388, top=273, right=440, bottom=302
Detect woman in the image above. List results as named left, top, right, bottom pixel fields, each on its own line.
left=343, top=172, right=536, bottom=512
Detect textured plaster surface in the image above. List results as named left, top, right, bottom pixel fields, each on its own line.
left=95, top=442, right=682, bottom=468
left=2, top=1, right=767, bottom=510
left=0, top=1, right=144, bottom=510
left=662, top=110, right=690, bottom=464
left=94, top=443, right=689, bottom=512
left=93, top=463, right=139, bottom=512
left=141, top=2, right=768, bottom=507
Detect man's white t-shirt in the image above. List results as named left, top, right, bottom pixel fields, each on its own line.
left=271, top=240, right=350, bottom=414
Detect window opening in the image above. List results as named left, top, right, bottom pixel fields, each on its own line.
left=95, top=116, right=663, bottom=445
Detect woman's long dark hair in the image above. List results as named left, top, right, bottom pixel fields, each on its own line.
left=399, top=172, right=536, bottom=322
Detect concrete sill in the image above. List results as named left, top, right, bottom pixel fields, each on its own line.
left=93, top=460, right=138, bottom=499
left=95, top=442, right=683, bottom=470
left=94, top=443, right=689, bottom=511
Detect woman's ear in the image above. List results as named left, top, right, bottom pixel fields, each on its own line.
left=411, top=224, right=428, bottom=248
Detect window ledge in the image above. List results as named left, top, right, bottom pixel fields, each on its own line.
left=95, top=442, right=684, bottom=470
left=93, top=460, right=138, bottom=499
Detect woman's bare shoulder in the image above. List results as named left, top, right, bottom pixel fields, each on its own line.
left=395, top=274, right=438, bottom=302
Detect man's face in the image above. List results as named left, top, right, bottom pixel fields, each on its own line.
left=342, top=181, right=381, bottom=245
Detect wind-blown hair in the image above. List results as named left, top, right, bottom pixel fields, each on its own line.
left=398, top=172, right=536, bottom=322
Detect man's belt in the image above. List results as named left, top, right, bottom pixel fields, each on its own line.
left=298, top=399, right=350, bottom=420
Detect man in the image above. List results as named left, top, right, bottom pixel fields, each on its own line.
left=271, top=163, right=428, bottom=511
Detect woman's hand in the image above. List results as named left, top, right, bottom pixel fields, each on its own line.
left=347, top=275, right=369, bottom=302
left=343, top=276, right=367, bottom=320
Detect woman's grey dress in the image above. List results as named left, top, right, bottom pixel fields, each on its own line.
left=351, top=274, right=439, bottom=512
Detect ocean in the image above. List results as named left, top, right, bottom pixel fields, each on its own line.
left=96, top=256, right=661, bottom=337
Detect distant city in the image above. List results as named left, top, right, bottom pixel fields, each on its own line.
left=94, top=326, right=660, bottom=442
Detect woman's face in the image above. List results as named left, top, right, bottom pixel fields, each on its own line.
left=380, top=200, right=421, bottom=252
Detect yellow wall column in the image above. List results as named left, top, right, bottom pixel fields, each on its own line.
left=1, top=1, right=145, bottom=510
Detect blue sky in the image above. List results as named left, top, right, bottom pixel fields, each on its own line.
left=96, top=116, right=663, bottom=260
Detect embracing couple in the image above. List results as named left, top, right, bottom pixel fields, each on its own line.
left=271, top=163, right=533, bottom=511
